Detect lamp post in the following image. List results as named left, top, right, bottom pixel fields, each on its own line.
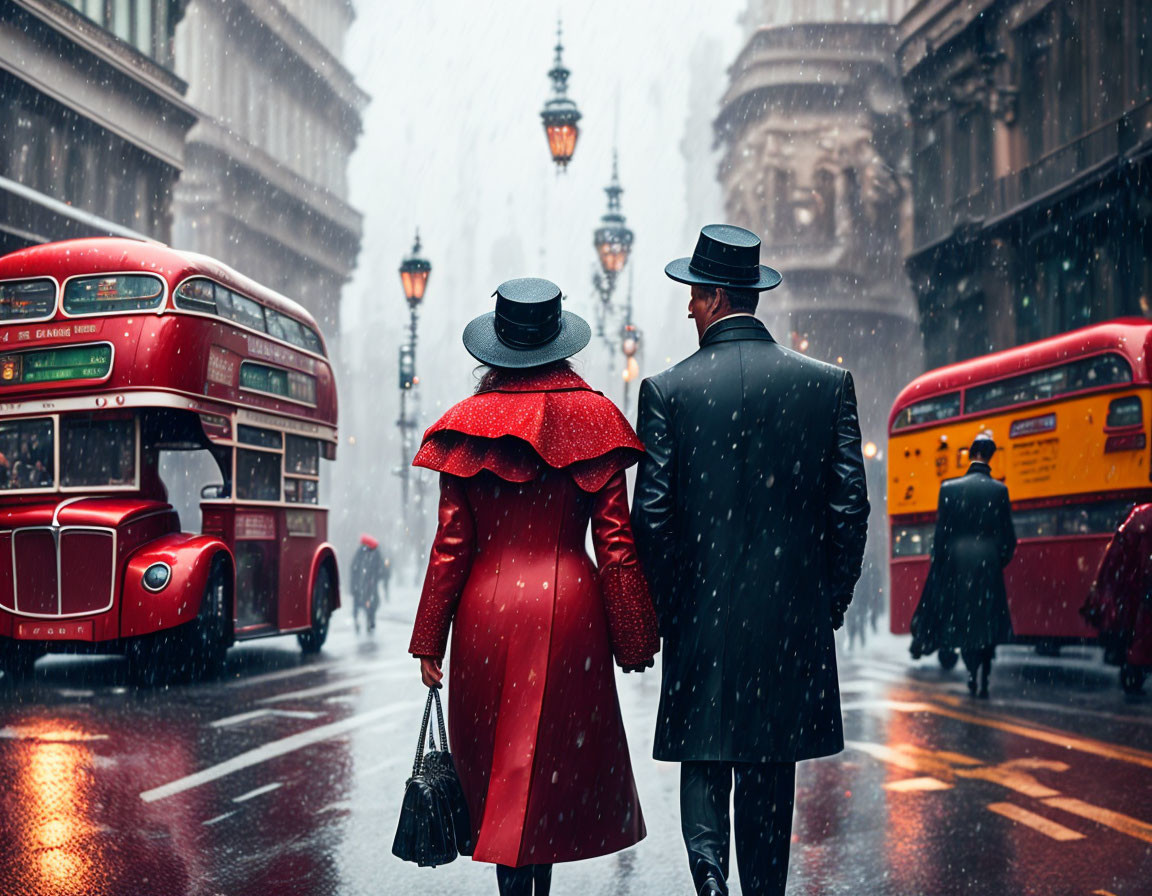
left=619, top=270, right=642, bottom=413
left=540, top=21, right=581, bottom=171
left=592, top=152, right=634, bottom=347
left=397, top=231, right=430, bottom=555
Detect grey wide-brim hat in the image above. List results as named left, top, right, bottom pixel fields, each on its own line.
left=462, top=277, right=591, bottom=369
left=665, top=223, right=782, bottom=291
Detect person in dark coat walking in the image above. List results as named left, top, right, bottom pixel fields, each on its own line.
left=350, top=534, right=385, bottom=633
left=911, top=433, right=1016, bottom=697
left=631, top=225, right=870, bottom=896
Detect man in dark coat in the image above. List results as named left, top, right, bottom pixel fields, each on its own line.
left=912, top=433, right=1016, bottom=697
left=632, top=225, right=870, bottom=896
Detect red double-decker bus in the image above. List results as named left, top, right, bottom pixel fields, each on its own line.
left=888, top=320, right=1152, bottom=663
left=0, top=238, right=340, bottom=682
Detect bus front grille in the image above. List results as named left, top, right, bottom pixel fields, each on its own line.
left=4, top=527, right=115, bottom=618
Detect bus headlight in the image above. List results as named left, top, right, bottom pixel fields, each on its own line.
left=142, top=563, right=172, bottom=593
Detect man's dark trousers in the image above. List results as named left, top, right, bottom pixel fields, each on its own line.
left=681, top=761, right=796, bottom=895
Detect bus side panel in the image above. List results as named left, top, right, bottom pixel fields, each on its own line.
left=1003, top=537, right=1108, bottom=640
left=890, top=557, right=928, bottom=635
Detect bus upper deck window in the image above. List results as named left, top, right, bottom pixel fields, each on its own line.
left=216, top=289, right=266, bottom=333
left=1106, top=396, right=1143, bottom=428
left=174, top=278, right=218, bottom=313
left=0, top=278, right=56, bottom=320
left=64, top=275, right=164, bottom=315
left=892, top=392, right=962, bottom=430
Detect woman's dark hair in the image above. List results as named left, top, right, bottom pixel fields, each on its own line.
left=474, top=359, right=575, bottom=393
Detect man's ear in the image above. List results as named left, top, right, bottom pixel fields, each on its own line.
left=710, top=288, right=727, bottom=315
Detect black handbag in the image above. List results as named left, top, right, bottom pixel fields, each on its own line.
left=392, top=687, right=472, bottom=866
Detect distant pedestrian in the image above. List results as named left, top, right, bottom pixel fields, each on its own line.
left=350, top=534, right=385, bottom=633
left=409, top=278, right=659, bottom=895
left=631, top=225, right=869, bottom=896
left=1083, top=504, right=1152, bottom=693
left=911, top=432, right=1017, bottom=697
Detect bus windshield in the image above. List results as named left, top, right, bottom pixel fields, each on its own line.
left=0, top=418, right=54, bottom=489
left=63, top=275, right=164, bottom=315
left=0, top=279, right=55, bottom=321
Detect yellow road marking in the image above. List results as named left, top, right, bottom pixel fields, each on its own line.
left=886, top=699, right=1152, bottom=770
left=895, top=743, right=982, bottom=766
left=884, top=776, right=952, bottom=792
left=845, top=740, right=958, bottom=780
left=987, top=802, right=1085, bottom=841
left=955, top=759, right=1069, bottom=798
left=1043, top=797, right=1152, bottom=844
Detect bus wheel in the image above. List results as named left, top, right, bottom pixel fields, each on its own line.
left=185, top=558, right=230, bottom=681
left=298, top=565, right=333, bottom=655
left=0, top=643, right=41, bottom=683
left=938, top=648, right=959, bottom=671
left=1121, top=664, right=1147, bottom=694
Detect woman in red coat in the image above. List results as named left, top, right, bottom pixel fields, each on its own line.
left=409, top=278, right=660, bottom=896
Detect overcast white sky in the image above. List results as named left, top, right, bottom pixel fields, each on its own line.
left=335, top=0, right=747, bottom=548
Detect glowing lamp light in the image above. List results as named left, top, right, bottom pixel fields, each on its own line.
left=399, top=231, right=431, bottom=307
left=622, top=336, right=638, bottom=358
left=623, top=357, right=640, bottom=382
left=540, top=22, right=581, bottom=170
left=863, top=441, right=879, bottom=459
left=594, top=152, right=634, bottom=279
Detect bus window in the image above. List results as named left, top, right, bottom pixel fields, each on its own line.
left=174, top=278, right=218, bottom=314
left=237, top=425, right=283, bottom=450
left=64, top=275, right=164, bottom=314
left=1106, top=396, right=1143, bottom=428
left=216, top=289, right=266, bottom=333
left=239, top=361, right=317, bottom=406
left=966, top=354, right=1133, bottom=414
left=60, top=415, right=136, bottom=488
left=1011, top=508, right=1059, bottom=539
left=892, top=522, right=934, bottom=557
left=891, top=392, right=962, bottom=430
left=285, top=436, right=319, bottom=474
left=0, top=279, right=55, bottom=320
left=0, top=417, right=54, bottom=489
left=266, top=309, right=307, bottom=349
left=236, top=449, right=281, bottom=502
left=300, top=325, right=324, bottom=355
left=1056, top=500, right=1136, bottom=536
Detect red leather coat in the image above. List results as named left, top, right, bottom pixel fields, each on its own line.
left=1084, top=504, right=1152, bottom=667
left=409, top=366, right=659, bottom=866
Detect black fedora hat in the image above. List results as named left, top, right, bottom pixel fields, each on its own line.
left=665, top=224, right=782, bottom=291
left=462, top=277, right=591, bottom=369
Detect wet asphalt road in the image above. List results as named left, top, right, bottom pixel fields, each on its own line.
left=1, top=591, right=1150, bottom=896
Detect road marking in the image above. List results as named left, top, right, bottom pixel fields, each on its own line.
left=987, top=802, right=1085, bottom=841
left=232, top=782, right=283, bottom=803
left=202, top=811, right=238, bottom=826
left=863, top=698, right=1152, bottom=771
left=0, top=727, right=108, bottom=742
left=210, top=709, right=323, bottom=729
left=845, top=740, right=968, bottom=780
left=258, top=670, right=408, bottom=705
left=955, top=759, right=1067, bottom=798
left=884, top=777, right=952, bottom=792
left=224, top=657, right=410, bottom=689
left=1043, top=797, right=1152, bottom=844
left=139, top=700, right=423, bottom=803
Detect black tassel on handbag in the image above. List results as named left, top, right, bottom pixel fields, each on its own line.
left=392, top=687, right=472, bottom=866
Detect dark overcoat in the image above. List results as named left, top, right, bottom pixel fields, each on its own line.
left=631, top=316, right=869, bottom=763
left=912, top=462, right=1016, bottom=652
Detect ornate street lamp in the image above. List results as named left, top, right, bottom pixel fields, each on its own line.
left=540, top=21, right=581, bottom=170
left=592, top=152, right=633, bottom=310
left=396, top=230, right=431, bottom=570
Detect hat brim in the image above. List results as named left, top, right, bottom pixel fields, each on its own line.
left=462, top=310, right=591, bottom=369
left=664, top=257, right=782, bottom=291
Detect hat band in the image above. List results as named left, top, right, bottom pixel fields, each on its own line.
left=494, top=310, right=562, bottom=349
left=688, top=253, right=760, bottom=285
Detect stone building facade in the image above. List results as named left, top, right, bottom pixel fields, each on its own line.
left=898, top=0, right=1152, bottom=367
left=171, top=0, right=367, bottom=335
left=717, top=0, right=923, bottom=627
left=0, top=0, right=195, bottom=253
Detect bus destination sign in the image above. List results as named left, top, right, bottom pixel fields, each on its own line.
left=0, top=343, right=113, bottom=385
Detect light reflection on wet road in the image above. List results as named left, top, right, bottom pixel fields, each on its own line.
left=1, top=595, right=1150, bottom=896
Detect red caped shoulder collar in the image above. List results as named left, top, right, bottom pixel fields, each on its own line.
left=474, top=366, right=592, bottom=394
left=412, top=369, right=644, bottom=492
